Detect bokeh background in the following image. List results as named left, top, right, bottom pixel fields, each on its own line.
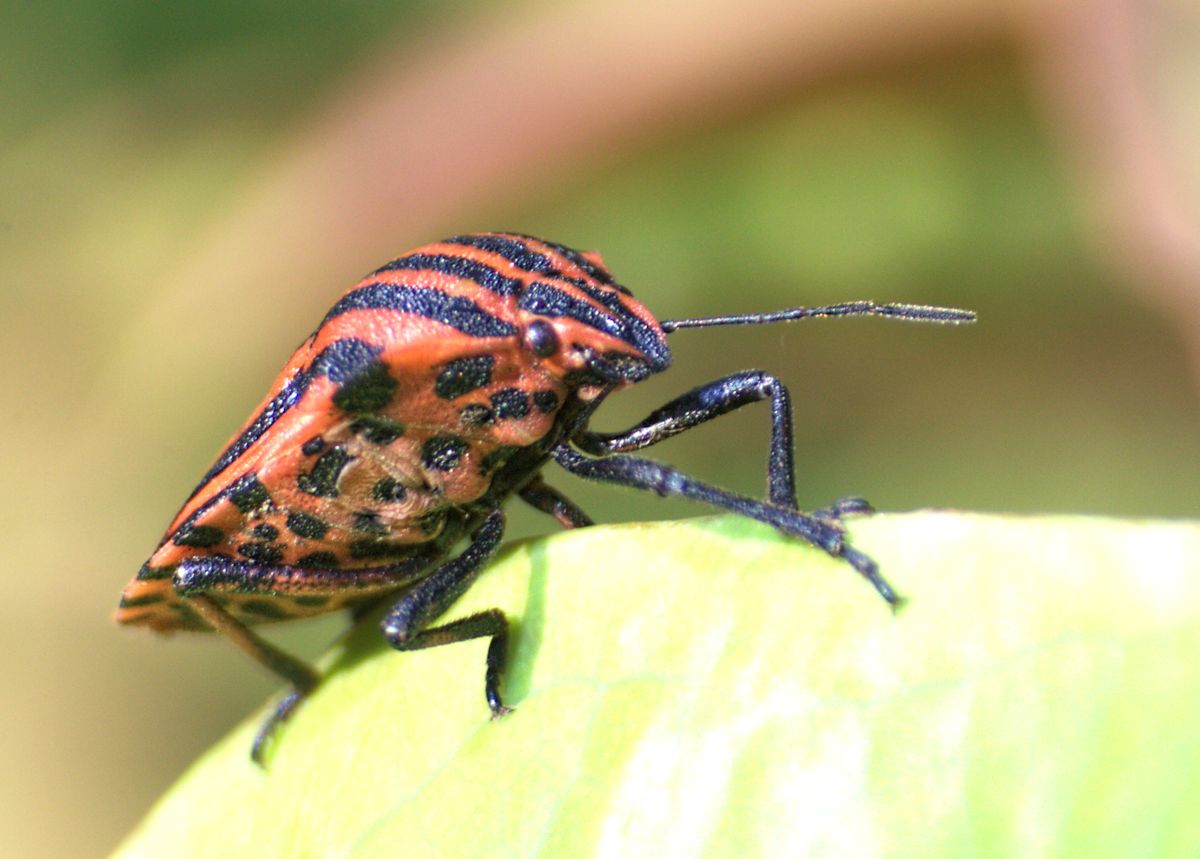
left=4, top=1, right=1199, bottom=855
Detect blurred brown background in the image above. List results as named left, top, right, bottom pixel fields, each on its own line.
left=3, top=1, right=1199, bottom=855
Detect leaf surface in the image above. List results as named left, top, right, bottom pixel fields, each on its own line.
left=114, top=513, right=1200, bottom=858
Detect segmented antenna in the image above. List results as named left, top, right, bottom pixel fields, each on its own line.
left=660, top=301, right=976, bottom=333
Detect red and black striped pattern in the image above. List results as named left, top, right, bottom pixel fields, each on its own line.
left=117, top=233, right=670, bottom=632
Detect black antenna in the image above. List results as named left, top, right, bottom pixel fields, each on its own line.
left=660, top=301, right=976, bottom=333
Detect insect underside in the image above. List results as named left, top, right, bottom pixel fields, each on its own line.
left=116, top=231, right=975, bottom=763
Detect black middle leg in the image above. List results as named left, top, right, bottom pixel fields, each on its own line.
left=381, top=509, right=513, bottom=715
left=572, top=370, right=798, bottom=509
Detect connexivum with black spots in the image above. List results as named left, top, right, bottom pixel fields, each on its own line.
left=117, top=232, right=975, bottom=763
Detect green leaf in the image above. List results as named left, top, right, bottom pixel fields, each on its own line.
left=113, top=513, right=1200, bottom=858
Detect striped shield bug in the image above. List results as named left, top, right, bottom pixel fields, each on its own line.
left=117, top=232, right=974, bottom=763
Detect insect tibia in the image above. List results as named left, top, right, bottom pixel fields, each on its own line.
left=660, top=302, right=976, bottom=332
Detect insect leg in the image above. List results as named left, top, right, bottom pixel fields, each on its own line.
left=185, top=595, right=320, bottom=765
left=174, top=550, right=440, bottom=764
left=381, top=509, right=513, bottom=715
left=573, top=370, right=798, bottom=509
left=551, top=446, right=900, bottom=608
left=519, top=475, right=595, bottom=528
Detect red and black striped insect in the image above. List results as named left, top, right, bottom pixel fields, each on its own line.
left=117, top=232, right=974, bottom=763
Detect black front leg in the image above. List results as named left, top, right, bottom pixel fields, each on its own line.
left=572, top=370, right=798, bottom=509
left=381, top=510, right=513, bottom=716
left=551, top=446, right=899, bottom=608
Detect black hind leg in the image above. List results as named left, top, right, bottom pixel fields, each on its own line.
left=185, top=595, right=321, bottom=765
left=175, top=549, right=440, bottom=764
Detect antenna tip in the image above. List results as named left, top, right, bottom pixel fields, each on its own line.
left=883, top=304, right=977, bottom=324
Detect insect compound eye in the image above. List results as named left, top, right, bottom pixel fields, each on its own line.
left=524, top=320, right=560, bottom=358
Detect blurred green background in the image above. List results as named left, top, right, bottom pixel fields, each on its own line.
left=3, top=1, right=1198, bottom=856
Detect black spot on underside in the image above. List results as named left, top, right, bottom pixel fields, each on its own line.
left=435, top=355, right=495, bottom=400
left=297, top=447, right=351, bottom=497
left=227, top=475, right=271, bottom=514
left=490, top=388, right=530, bottom=419
left=372, top=478, right=408, bottom=503
left=532, top=390, right=558, bottom=413
left=238, top=542, right=283, bottom=565
left=350, top=415, right=405, bottom=445
left=333, top=365, right=396, bottom=413
left=301, top=436, right=326, bottom=456
left=286, top=511, right=330, bottom=540
left=173, top=524, right=224, bottom=548
left=251, top=523, right=279, bottom=541
left=422, top=436, right=468, bottom=471
left=313, top=339, right=396, bottom=413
